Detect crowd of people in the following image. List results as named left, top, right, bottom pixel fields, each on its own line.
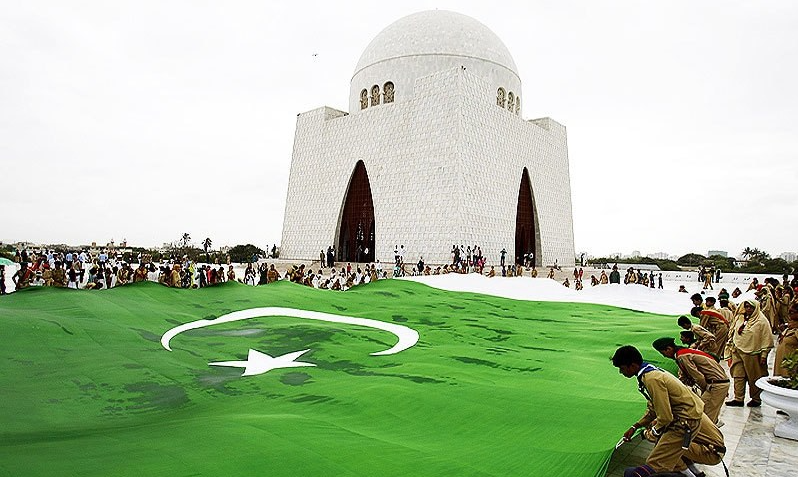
left=613, top=276, right=798, bottom=476
left=6, top=250, right=245, bottom=291
left=556, top=265, right=666, bottom=291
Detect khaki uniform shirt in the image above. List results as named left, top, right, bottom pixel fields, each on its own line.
left=690, top=324, right=716, bottom=354
left=636, top=368, right=704, bottom=432
left=675, top=349, right=727, bottom=391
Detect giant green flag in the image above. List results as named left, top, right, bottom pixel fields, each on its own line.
left=0, top=280, right=676, bottom=476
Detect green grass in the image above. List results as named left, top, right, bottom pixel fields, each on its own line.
left=0, top=280, right=678, bottom=476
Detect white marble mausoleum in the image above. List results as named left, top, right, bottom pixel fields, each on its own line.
left=281, top=10, right=575, bottom=267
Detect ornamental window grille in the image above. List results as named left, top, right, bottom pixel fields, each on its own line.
left=507, top=92, right=515, bottom=111
left=370, top=85, right=380, bottom=106
left=497, top=87, right=506, bottom=108
left=515, top=96, right=520, bottom=115
left=383, top=82, right=395, bottom=103
left=360, top=89, right=368, bottom=110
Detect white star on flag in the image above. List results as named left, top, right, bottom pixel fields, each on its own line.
left=209, top=349, right=315, bottom=376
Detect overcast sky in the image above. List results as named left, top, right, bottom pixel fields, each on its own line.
left=2, top=1, right=796, bottom=258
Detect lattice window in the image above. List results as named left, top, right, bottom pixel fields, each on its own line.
left=507, top=92, right=515, bottom=111
left=497, top=87, right=506, bottom=108
left=515, top=95, right=520, bottom=115
left=383, top=82, right=394, bottom=103
left=370, top=85, right=380, bottom=106
left=360, top=89, right=368, bottom=110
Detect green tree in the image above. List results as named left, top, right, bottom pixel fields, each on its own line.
left=228, top=244, right=265, bottom=263
left=677, top=253, right=706, bottom=267
left=180, top=233, right=192, bottom=249
left=707, top=255, right=735, bottom=271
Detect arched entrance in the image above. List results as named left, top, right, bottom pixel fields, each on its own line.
left=515, top=168, right=540, bottom=267
left=337, top=161, right=375, bottom=263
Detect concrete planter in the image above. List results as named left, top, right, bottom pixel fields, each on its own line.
left=756, top=376, right=798, bottom=440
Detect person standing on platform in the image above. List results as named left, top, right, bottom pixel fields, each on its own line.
left=612, top=345, right=726, bottom=477
left=609, top=265, right=621, bottom=284
left=756, top=285, right=777, bottom=332
left=774, top=301, right=798, bottom=377
left=724, top=299, right=774, bottom=407
left=652, top=337, right=730, bottom=425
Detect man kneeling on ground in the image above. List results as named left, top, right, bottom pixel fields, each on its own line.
left=612, top=345, right=726, bottom=477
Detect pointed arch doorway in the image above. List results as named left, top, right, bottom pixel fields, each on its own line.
left=337, top=161, right=375, bottom=263
left=515, top=168, right=540, bottom=267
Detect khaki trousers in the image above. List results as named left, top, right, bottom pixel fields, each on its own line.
left=729, top=349, right=768, bottom=402
left=701, top=382, right=730, bottom=424
left=774, top=333, right=797, bottom=377
left=647, top=414, right=725, bottom=472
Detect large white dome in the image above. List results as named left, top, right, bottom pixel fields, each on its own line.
left=353, top=10, right=519, bottom=78
left=349, top=11, right=523, bottom=114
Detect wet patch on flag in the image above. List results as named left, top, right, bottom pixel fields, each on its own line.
left=290, top=394, right=335, bottom=404
left=196, top=369, right=246, bottom=395
left=124, top=382, right=189, bottom=411
left=134, top=328, right=161, bottom=342
left=374, top=291, right=399, bottom=298
left=281, top=372, right=313, bottom=386
left=320, top=359, right=446, bottom=384
left=187, top=328, right=266, bottom=338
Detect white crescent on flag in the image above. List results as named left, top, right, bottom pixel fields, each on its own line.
left=160, top=306, right=420, bottom=356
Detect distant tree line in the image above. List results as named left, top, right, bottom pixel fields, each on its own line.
left=589, top=247, right=797, bottom=275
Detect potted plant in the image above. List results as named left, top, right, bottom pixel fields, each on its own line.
left=757, top=350, right=798, bottom=440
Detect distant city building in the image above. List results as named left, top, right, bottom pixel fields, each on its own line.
left=646, top=252, right=669, bottom=260
left=631, top=250, right=641, bottom=258
left=779, top=252, right=797, bottom=262
left=280, top=10, right=575, bottom=266
left=707, top=250, right=728, bottom=257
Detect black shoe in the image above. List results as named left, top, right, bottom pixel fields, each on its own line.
left=725, top=400, right=744, bottom=407
left=747, top=400, right=761, bottom=407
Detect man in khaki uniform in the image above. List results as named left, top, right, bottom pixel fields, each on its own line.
left=652, top=337, right=730, bottom=425
left=266, top=264, right=280, bottom=283
left=678, top=315, right=716, bottom=356
left=613, top=345, right=725, bottom=476
left=717, top=296, right=736, bottom=324
left=694, top=300, right=729, bottom=357
left=169, top=264, right=182, bottom=288
left=51, top=262, right=67, bottom=288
